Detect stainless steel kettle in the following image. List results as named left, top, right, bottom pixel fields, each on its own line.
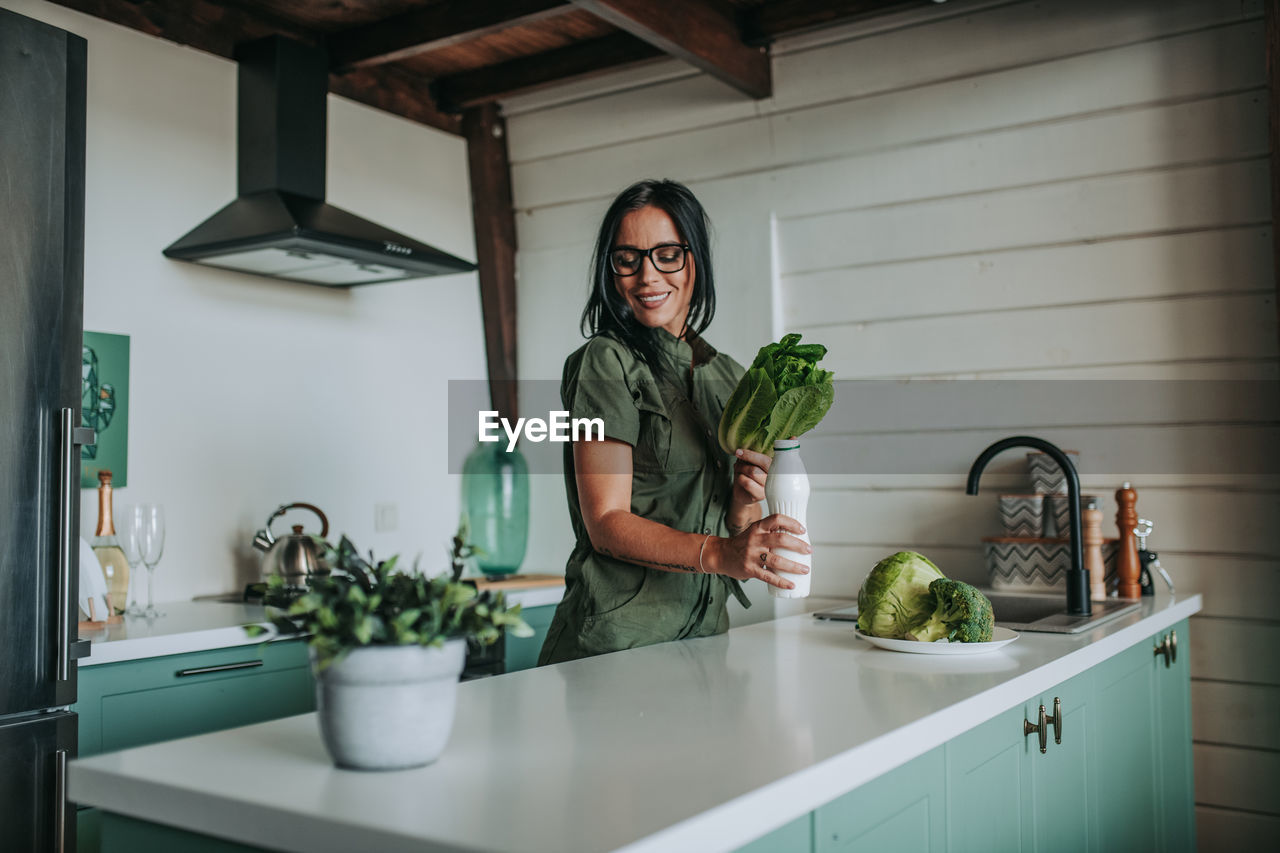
left=252, top=502, right=331, bottom=587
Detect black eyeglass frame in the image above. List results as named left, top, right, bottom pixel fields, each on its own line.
left=608, top=243, right=691, bottom=276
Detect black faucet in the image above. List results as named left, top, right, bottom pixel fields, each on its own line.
left=966, top=436, right=1092, bottom=617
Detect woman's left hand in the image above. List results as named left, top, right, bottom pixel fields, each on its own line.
left=727, top=447, right=770, bottom=533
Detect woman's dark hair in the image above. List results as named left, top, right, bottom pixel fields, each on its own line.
left=580, top=179, right=716, bottom=377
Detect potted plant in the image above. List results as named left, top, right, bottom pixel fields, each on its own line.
left=248, top=533, right=531, bottom=770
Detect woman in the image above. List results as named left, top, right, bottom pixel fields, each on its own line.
left=538, top=179, right=810, bottom=665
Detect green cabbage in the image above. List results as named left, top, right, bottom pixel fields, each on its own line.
left=856, top=552, right=946, bottom=639
left=717, top=333, right=834, bottom=456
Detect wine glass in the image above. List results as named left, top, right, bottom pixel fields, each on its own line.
left=132, top=503, right=166, bottom=618
left=117, top=505, right=146, bottom=617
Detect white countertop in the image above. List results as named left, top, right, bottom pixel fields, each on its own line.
left=70, top=593, right=1200, bottom=853
left=79, top=586, right=566, bottom=666
left=77, top=602, right=280, bottom=666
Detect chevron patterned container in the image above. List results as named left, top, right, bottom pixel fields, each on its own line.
left=983, top=537, right=1118, bottom=593
left=1045, top=493, right=1099, bottom=538
left=998, top=494, right=1044, bottom=537
left=1026, top=450, right=1081, bottom=495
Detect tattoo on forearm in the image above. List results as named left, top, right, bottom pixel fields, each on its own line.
left=598, top=546, right=697, bottom=573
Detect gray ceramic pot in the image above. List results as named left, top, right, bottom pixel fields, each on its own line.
left=312, top=640, right=466, bottom=770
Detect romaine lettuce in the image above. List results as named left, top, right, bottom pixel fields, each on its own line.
left=717, top=333, right=834, bottom=455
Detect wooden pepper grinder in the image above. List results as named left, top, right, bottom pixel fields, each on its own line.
left=1082, top=496, right=1108, bottom=601
left=1115, top=482, right=1142, bottom=599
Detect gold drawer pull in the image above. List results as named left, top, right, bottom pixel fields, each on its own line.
left=1049, top=697, right=1063, bottom=745
left=1025, top=704, right=1048, bottom=753
left=1154, top=634, right=1171, bottom=668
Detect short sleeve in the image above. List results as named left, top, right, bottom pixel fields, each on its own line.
left=562, top=338, right=642, bottom=447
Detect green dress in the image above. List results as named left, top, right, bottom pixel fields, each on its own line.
left=538, top=329, right=752, bottom=665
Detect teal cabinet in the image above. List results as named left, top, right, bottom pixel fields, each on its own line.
left=946, top=706, right=1025, bottom=851
left=1154, top=620, right=1195, bottom=852
left=75, top=641, right=316, bottom=853
left=1092, top=634, right=1160, bottom=850
left=943, top=670, right=1093, bottom=853
left=504, top=603, right=556, bottom=673
left=1022, top=670, right=1093, bottom=853
left=733, top=814, right=812, bottom=853
left=74, top=640, right=316, bottom=757
left=814, top=747, right=947, bottom=853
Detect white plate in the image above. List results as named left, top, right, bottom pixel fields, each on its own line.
left=854, top=626, right=1019, bottom=655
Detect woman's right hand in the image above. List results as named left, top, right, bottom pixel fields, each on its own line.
left=708, top=514, right=811, bottom=590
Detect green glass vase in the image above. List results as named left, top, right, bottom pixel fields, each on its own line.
left=461, top=441, right=529, bottom=576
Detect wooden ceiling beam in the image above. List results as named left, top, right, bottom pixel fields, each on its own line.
left=743, top=0, right=920, bottom=44
left=44, top=0, right=314, bottom=58
left=569, top=0, right=770, bottom=98
left=464, top=104, right=520, bottom=423
left=44, top=0, right=463, bottom=136
left=432, top=33, right=664, bottom=112
left=328, top=0, right=571, bottom=72
left=329, top=67, right=461, bottom=136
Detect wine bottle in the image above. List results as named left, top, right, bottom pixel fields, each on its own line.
left=90, top=470, right=130, bottom=615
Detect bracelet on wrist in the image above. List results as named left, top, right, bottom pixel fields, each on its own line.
left=697, top=533, right=713, bottom=573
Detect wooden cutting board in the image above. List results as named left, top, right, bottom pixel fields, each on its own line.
left=467, top=573, right=565, bottom=591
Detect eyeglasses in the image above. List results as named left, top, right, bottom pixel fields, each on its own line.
left=608, top=243, right=690, bottom=276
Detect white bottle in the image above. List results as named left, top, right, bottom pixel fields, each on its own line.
left=765, top=438, right=811, bottom=599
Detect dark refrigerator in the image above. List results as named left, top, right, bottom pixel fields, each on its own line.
left=1, top=8, right=91, bottom=851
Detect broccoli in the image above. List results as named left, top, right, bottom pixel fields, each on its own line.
left=907, top=579, right=995, bottom=643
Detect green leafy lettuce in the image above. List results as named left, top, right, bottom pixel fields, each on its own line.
left=856, top=551, right=946, bottom=639
left=717, top=333, right=834, bottom=455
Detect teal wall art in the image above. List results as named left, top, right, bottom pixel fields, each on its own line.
left=81, top=331, right=130, bottom=488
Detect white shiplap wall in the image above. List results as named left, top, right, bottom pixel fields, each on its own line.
left=503, top=0, right=1279, bottom=841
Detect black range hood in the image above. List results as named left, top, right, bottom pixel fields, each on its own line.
left=164, top=37, right=475, bottom=287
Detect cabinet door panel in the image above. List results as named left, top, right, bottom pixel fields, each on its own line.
left=732, top=814, right=811, bottom=853
left=76, top=641, right=314, bottom=757
left=1024, top=671, right=1093, bottom=853
left=947, top=706, right=1025, bottom=852
left=1092, top=637, right=1159, bottom=850
left=100, top=666, right=313, bottom=752
left=505, top=604, right=556, bottom=673
left=1156, top=619, right=1195, bottom=852
left=815, top=746, right=945, bottom=853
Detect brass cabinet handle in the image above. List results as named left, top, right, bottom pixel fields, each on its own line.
left=1154, top=634, right=1171, bottom=667
left=1049, top=697, right=1063, bottom=745
left=1025, top=704, right=1048, bottom=753
left=1168, top=630, right=1177, bottom=664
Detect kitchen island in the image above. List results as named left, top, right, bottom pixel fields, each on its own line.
left=69, top=593, right=1200, bottom=853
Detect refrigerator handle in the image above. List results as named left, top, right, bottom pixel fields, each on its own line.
left=57, top=408, right=94, bottom=682
left=54, top=749, right=68, bottom=853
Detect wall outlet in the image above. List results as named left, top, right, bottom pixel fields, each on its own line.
left=374, top=502, right=398, bottom=532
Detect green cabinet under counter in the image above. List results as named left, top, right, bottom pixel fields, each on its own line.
left=74, top=641, right=316, bottom=853
left=504, top=603, right=556, bottom=673
left=74, top=640, right=316, bottom=758
left=728, top=621, right=1196, bottom=853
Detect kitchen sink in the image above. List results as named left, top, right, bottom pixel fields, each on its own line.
left=985, top=591, right=1140, bottom=634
